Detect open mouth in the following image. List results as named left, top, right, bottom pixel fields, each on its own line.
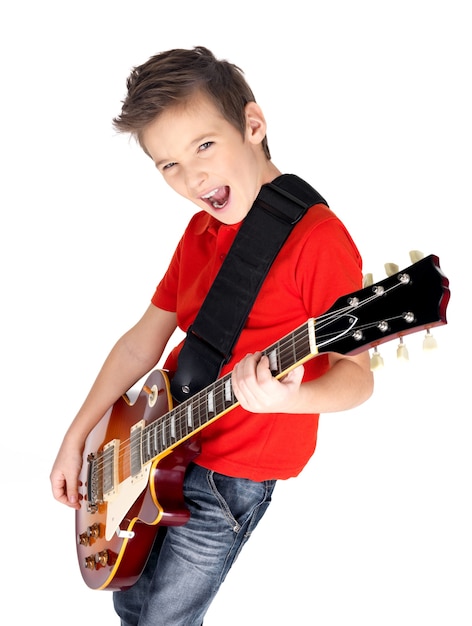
left=201, top=186, right=230, bottom=210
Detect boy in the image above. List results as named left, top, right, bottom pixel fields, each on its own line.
left=50, top=46, right=373, bottom=625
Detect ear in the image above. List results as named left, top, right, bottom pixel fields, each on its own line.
left=244, top=101, right=267, bottom=145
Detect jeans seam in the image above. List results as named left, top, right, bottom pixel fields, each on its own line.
left=206, top=470, right=241, bottom=531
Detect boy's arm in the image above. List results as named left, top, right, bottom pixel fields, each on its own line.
left=232, top=350, right=374, bottom=415
left=50, top=305, right=177, bottom=509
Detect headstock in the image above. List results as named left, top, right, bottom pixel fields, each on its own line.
left=317, top=251, right=450, bottom=370
left=366, top=251, right=449, bottom=369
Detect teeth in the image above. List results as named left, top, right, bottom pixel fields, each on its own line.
left=202, top=188, right=219, bottom=199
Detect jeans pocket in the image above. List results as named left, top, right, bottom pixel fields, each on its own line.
left=207, top=470, right=276, bottom=534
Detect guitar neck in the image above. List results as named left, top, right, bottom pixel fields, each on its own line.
left=139, top=320, right=316, bottom=467
left=138, top=253, right=449, bottom=468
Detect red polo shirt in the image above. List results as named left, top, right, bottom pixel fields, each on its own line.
left=152, top=202, right=362, bottom=480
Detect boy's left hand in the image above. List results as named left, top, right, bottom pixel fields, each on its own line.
left=232, top=351, right=304, bottom=413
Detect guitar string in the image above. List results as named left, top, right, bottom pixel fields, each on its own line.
left=91, top=284, right=406, bottom=481
left=91, top=281, right=407, bottom=480
left=91, top=321, right=313, bottom=480
left=132, top=281, right=407, bottom=457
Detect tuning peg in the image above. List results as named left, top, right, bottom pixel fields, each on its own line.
left=396, top=337, right=409, bottom=361
left=384, top=262, right=399, bottom=277
left=423, top=329, right=438, bottom=351
left=409, top=250, right=424, bottom=263
left=370, top=347, right=384, bottom=371
left=363, top=272, right=374, bottom=288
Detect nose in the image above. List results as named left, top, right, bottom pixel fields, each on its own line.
left=184, top=161, right=208, bottom=195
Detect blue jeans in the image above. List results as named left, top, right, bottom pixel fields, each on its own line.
left=113, top=462, right=277, bottom=625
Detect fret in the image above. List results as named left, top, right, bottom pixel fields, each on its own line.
left=186, top=403, right=194, bottom=430
left=170, top=412, right=177, bottom=440
left=267, top=346, right=278, bottom=373
left=152, top=422, right=161, bottom=456
left=173, top=405, right=185, bottom=441
left=213, top=381, right=226, bottom=415
left=201, top=391, right=211, bottom=423
left=138, top=324, right=312, bottom=465
left=163, top=416, right=176, bottom=446
left=286, top=333, right=297, bottom=370
left=296, top=325, right=312, bottom=361
left=279, top=336, right=294, bottom=372
left=193, top=392, right=206, bottom=430
left=161, top=419, right=168, bottom=449
left=224, top=377, right=234, bottom=405
left=207, top=388, right=215, bottom=416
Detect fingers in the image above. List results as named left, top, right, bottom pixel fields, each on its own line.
left=283, top=363, right=305, bottom=387
left=50, top=470, right=82, bottom=510
left=232, top=352, right=266, bottom=401
left=232, top=352, right=304, bottom=412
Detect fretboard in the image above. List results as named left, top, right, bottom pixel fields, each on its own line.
left=140, top=319, right=315, bottom=464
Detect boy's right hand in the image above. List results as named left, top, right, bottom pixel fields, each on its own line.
left=50, top=439, right=84, bottom=510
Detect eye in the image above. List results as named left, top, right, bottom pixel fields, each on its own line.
left=162, top=161, right=176, bottom=171
left=198, top=141, right=213, bottom=152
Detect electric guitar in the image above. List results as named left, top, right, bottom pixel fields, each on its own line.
left=76, top=254, right=450, bottom=590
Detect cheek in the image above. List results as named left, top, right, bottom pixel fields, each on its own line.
left=162, top=173, right=185, bottom=197
left=164, top=176, right=204, bottom=209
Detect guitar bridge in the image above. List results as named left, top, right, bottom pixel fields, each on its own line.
left=86, top=439, right=120, bottom=513
left=86, top=452, right=102, bottom=513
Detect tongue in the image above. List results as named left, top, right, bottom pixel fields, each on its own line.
left=211, top=186, right=229, bottom=208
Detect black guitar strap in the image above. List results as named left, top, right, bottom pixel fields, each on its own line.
left=170, top=173, right=328, bottom=402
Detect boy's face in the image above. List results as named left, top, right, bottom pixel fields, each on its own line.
left=141, top=92, right=276, bottom=225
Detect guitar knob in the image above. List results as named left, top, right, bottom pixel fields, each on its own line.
left=78, top=532, right=90, bottom=547
left=423, top=329, right=438, bottom=350
left=363, top=272, right=374, bottom=288
left=77, top=523, right=101, bottom=546
left=370, top=347, right=384, bottom=371
left=83, top=550, right=109, bottom=570
left=409, top=250, right=424, bottom=263
left=88, top=523, right=100, bottom=539
left=384, top=262, right=399, bottom=277
left=96, top=550, right=109, bottom=567
left=84, top=555, right=96, bottom=570
left=396, top=337, right=409, bottom=361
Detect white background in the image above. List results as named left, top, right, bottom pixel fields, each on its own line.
left=1, top=1, right=470, bottom=624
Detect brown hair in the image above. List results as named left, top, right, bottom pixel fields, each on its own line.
left=112, top=46, right=270, bottom=159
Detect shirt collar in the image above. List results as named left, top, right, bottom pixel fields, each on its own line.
left=194, top=212, right=242, bottom=237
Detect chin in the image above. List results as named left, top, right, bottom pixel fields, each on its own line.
left=216, top=209, right=244, bottom=225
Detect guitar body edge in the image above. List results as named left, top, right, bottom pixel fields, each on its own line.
left=75, top=370, right=200, bottom=591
